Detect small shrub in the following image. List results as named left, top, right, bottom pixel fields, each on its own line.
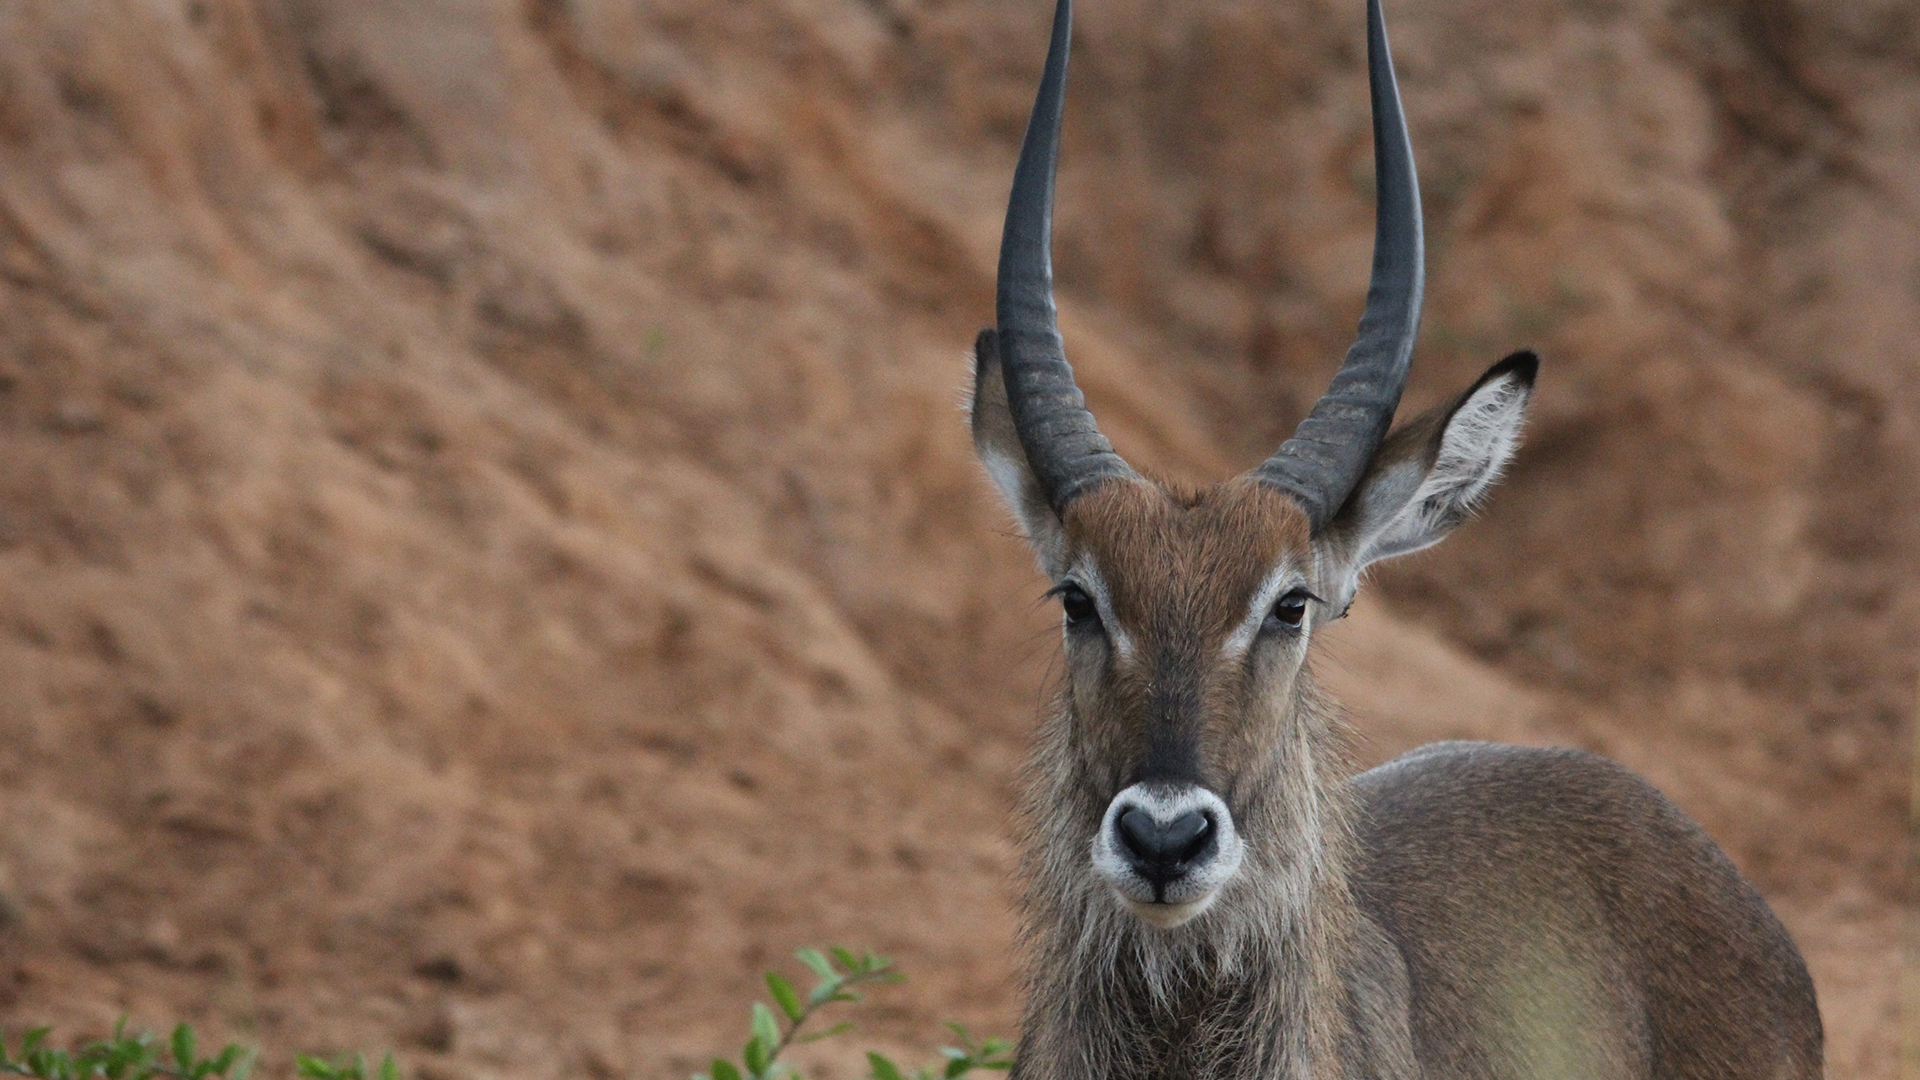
left=0, top=945, right=1012, bottom=1080
left=0, top=1022, right=401, bottom=1080
left=0, top=1020, right=253, bottom=1080
left=696, top=946, right=1013, bottom=1080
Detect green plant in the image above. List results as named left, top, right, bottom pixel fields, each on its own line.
left=292, top=1054, right=399, bottom=1080
left=0, top=1021, right=252, bottom=1080
left=0, top=1023, right=403, bottom=1080
left=0, top=947, right=1010, bottom=1080
left=694, top=947, right=1013, bottom=1080
left=865, top=1023, right=1012, bottom=1080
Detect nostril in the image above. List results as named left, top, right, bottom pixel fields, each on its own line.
left=1115, top=807, right=1216, bottom=875
left=1164, top=810, right=1213, bottom=863
left=1117, top=807, right=1160, bottom=863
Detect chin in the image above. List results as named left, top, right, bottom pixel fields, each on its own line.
left=1124, top=891, right=1219, bottom=929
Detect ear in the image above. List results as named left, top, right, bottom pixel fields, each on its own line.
left=970, top=329, right=1072, bottom=577
left=1322, top=351, right=1537, bottom=600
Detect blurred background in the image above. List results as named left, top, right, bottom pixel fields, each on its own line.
left=0, top=0, right=1908, bottom=1076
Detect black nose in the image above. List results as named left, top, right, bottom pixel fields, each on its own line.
left=1116, top=807, right=1216, bottom=883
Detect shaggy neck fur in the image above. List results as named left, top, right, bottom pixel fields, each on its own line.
left=1011, top=671, right=1361, bottom=1080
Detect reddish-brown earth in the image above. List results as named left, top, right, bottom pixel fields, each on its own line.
left=0, top=0, right=1908, bottom=1077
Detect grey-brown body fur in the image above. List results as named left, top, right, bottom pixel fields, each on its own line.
left=1011, top=684, right=1821, bottom=1080
left=1349, top=741, right=1819, bottom=1080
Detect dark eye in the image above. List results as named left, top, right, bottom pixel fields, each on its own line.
left=1057, top=583, right=1099, bottom=628
left=1262, top=589, right=1317, bottom=634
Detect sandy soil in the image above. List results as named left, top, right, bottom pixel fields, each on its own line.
left=0, top=0, right=1907, bottom=1076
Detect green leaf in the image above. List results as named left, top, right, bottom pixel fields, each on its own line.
left=711, top=1060, right=742, bottom=1080
left=743, top=1036, right=769, bottom=1078
left=750, top=1004, right=781, bottom=1055
left=171, top=1025, right=196, bottom=1071
left=795, top=1022, right=854, bottom=1045
left=830, top=947, right=860, bottom=973
left=794, top=949, right=836, bottom=982
left=865, top=1053, right=905, bottom=1080
left=25, top=1048, right=63, bottom=1080
left=379, top=1054, right=399, bottom=1080
left=944, top=1057, right=971, bottom=1080
left=765, top=973, right=804, bottom=1023
left=21, top=1031, right=49, bottom=1059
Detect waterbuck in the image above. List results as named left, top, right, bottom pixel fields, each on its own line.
left=967, top=0, right=1823, bottom=1076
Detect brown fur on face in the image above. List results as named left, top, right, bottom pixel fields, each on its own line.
left=1013, top=473, right=1357, bottom=1080
left=1054, top=477, right=1317, bottom=808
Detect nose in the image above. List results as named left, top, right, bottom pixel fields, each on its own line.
left=1115, top=805, right=1216, bottom=884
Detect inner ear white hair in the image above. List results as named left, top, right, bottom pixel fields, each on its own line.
left=969, top=328, right=1071, bottom=578
left=1329, top=351, right=1538, bottom=582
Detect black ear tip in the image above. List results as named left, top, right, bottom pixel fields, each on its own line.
left=1485, top=349, right=1539, bottom=388
left=973, top=328, right=999, bottom=372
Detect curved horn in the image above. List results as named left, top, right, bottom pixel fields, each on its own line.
left=1254, top=0, right=1424, bottom=531
left=996, top=0, right=1137, bottom=513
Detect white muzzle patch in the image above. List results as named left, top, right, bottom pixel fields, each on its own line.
left=1091, top=783, right=1244, bottom=929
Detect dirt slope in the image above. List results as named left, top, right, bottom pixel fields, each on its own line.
left=0, top=0, right=1907, bottom=1077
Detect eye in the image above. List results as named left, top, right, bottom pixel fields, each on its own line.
left=1261, top=588, right=1318, bottom=635
left=1057, top=583, right=1099, bottom=629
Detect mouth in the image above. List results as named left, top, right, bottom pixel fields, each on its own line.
left=1123, top=891, right=1222, bottom=929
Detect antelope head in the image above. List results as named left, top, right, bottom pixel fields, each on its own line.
left=971, top=0, right=1537, bottom=931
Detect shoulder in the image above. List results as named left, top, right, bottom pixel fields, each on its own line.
left=1347, top=740, right=1703, bottom=870
left=1354, top=740, right=1652, bottom=806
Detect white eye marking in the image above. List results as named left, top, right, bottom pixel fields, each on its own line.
left=1066, top=560, right=1135, bottom=660
left=1221, top=560, right=1308, bottom=658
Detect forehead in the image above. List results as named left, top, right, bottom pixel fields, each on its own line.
left=1061, top=478, right=1313, bottom=634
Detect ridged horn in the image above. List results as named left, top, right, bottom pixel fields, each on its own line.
left=996, top=0, right=1137, bottom=514
left=1253, top=0, right=1424, bottom=531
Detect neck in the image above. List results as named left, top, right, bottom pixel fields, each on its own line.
left=1012, top=684, right=1360, bottom=1080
